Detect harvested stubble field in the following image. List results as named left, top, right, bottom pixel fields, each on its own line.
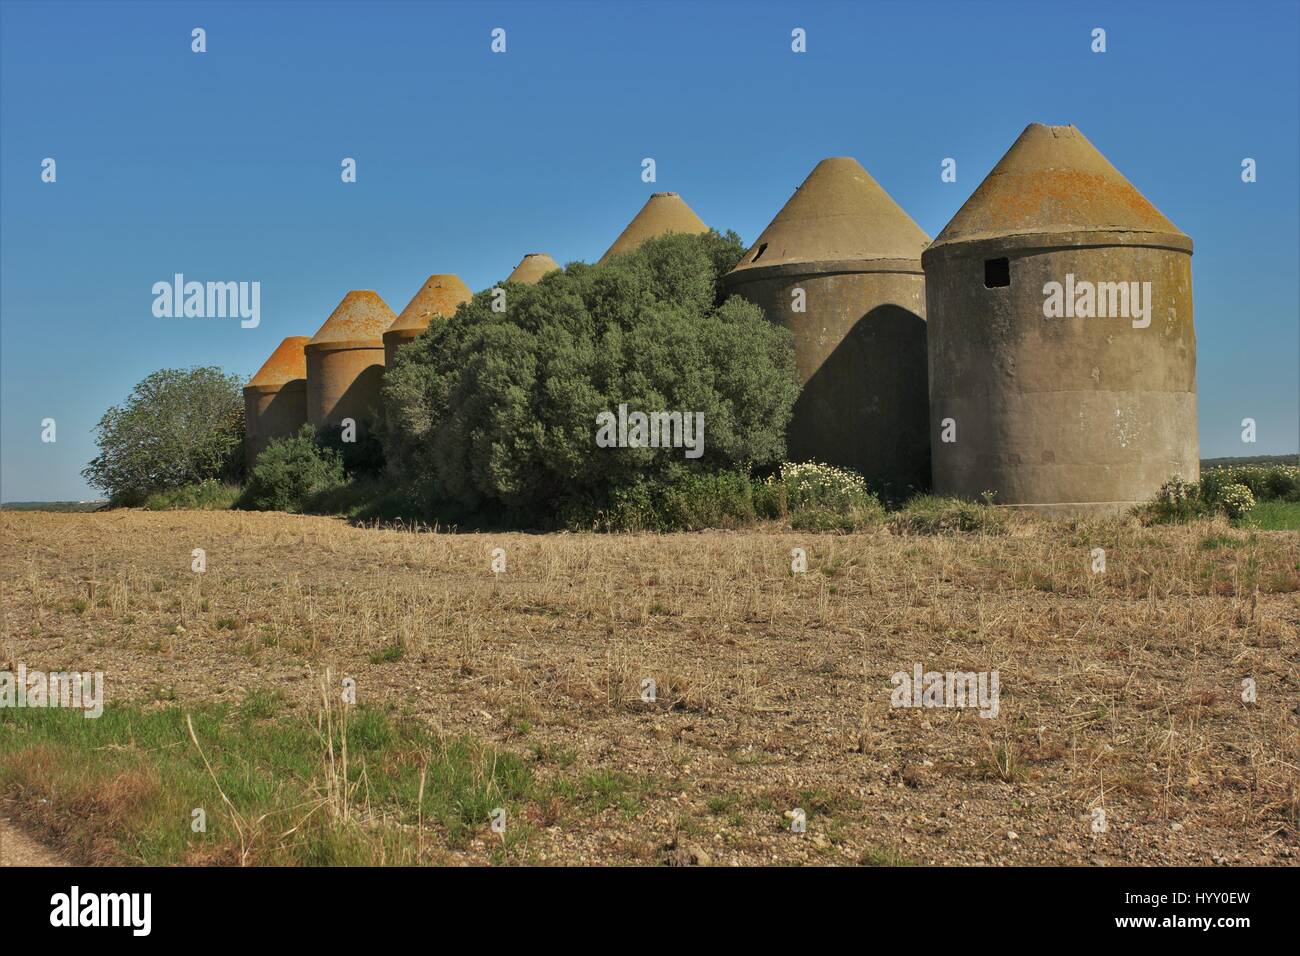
left=1, top=509, right=1297, bottom=866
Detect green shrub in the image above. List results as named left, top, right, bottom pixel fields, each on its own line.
left=315, top=418, right=386, bottom=478
left=888, top=495, right=1008, bottom=535
left=583, top=471, right=759, bottom=532
left=654, top=471, right=758, bottom=530
left=380, top=231, right=799, bottom=522
left=1200, top=464, right=1299, bottom=503
left=1215, top=483, right=1256, bottom=520
left=1139, top=474, right=1213, bottom=524
left=757, top=462, right=884, bottom=532
left=300, top=477, right=424, bottom=522
left=566, top=463, right=885, bottom=533
left=238, top=426, right=346, bottom=512
left=1267, top=469, right=1300, bottom=501
left=789, top=506, right=870, bottom=533
left=1139, top=471, right=1270, bottom=525
left=83, top=366, right=244, bottom=505
left=759, top=462, right=880, bottom=513
left=141, top=480, right=240, bottom=511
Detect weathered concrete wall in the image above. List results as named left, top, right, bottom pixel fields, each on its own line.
left=305, top=346, right=385, bottom=428
left=244, top=379, right=307, bottom=469
left=724, top=267, right=929, bottom=494
left=924, top=124, right=1197, bottom=515
left=925, top=243, right=1196, bottom=514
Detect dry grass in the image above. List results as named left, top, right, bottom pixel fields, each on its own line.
left=1, top=509, right=1297, bottom=865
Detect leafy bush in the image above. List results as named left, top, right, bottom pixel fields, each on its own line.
left=575, top=471, right=758, bottom=532
left=653, top=471, right=759, bottom=531
left=1200, top=464, right=1299, bottom=503
left=755, top=462, right=884, bottom=532
left=1139, top=471, right=1268, bottom=524
left=238, top=426, right=346, bottom=512
left=757, top=461, right=878, bottom=512
left=887, top=495, right=1008, bottom=535
left=1196, top=468, right=1234, bottom=504
left=299, top=477, right=424, bottom=522
left=1215, top=483, right=1256, bottom=520
left=381, top=231, right=799, bottom=523
left=83, top=367, right=244, bottom=505
left=315, top=419, right=386, bottom=478
left=789, top=506, right=877, bottom=533
left=141, top=480, right=240, bottom=511
left=1140, top=474, right=1213, bottom=523
left=567, top=462, right=885, bottom=533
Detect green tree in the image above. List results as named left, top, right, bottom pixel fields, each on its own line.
left=83, top=366, right=244, bottom=505
left=381, top=231, right=799, bottom=520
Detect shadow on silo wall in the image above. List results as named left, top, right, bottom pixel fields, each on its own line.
left=791, top=302, right=930, bottom=500
left=332, top=363, right=385, bottom=428
left=313, top=371, right=387, bottom=476
left=245, top=382, right=308, bottom=468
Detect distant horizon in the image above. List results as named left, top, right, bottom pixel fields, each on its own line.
left=2, top=1, right=1297, bottom=501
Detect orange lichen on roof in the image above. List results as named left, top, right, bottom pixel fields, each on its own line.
left=598, top=192, right=709, bottom=264
left=307, top=291, right=396, bottom=348
left=930, top=124, right=1188, bottom=250
left=387, top=275, right=472, bottom=335
left=729, top=157, right=928, bottom=276
left=507, top=253, right=560, bottom=285
left=247, top=336, right=310, bottom=388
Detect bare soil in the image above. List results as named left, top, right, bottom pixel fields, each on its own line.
left=1, top=510, right=1297, bottom=865
left=0, top=816, right=67, bottom=866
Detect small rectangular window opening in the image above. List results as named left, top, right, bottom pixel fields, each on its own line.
left=751, top=243, right=768, bottom=263
left=984, top=257, right=1010, bottom=288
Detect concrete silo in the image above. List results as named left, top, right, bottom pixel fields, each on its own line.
left=597, top=192, right=708, bottom=265
left=383, top=274, right=472, bottom=367
left=243, top=336, right=309, bottom=469
left=305, top=290, right=396, bottom=429
left=507, top=253, right=560, bottom=285
left=723, top=157, right=931, bottom=495
left=923, top=123, right=1197, bottom=515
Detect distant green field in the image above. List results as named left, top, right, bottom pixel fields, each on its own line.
left=1238, top=500, right=1300, bottom=531
left=1201, top=453, right=1299, bottom=469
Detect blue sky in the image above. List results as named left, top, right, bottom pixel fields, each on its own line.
left=2, top=0, right=1297, bottom=501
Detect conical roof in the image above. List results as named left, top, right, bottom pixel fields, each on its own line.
left=247, top=336, right=309, bottom=389
left=728, top=157, right=928, bottom=280
left=387, top=274, right=472, bottom=335
left=927, top=124, right=1190, bottom=256
left=507, top=253, right=560, bottom=285
left=306, top=291, right=395, bottom=349
left=598, top=192, right=708, bottom=264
